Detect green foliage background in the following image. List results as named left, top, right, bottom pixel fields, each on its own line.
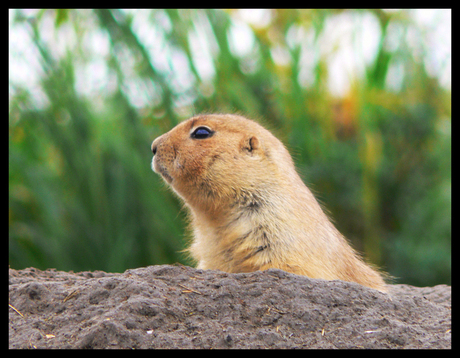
left=9, top=9, right=451, bottom=286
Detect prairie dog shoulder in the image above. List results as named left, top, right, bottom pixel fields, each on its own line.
left=151, top=114, right=387, bottom=292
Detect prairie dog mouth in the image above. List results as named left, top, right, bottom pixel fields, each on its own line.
left=151, top=157, right=173, bottom=183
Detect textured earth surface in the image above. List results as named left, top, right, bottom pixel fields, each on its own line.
left=9, top=265, right=451, bottom=349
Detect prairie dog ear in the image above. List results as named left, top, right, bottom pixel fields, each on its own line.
left=242, top=135, right=261, bottom=155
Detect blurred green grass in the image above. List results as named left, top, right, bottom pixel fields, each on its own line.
left=9, top=9, right=450, bottom=286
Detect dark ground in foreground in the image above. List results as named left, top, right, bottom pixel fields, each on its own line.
left=9, top=265, right=451, bottom=349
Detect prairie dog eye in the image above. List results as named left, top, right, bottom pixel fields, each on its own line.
left=191, top=126, right=214, bottom=139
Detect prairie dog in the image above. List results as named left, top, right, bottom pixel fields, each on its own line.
left=151, top=114, right=387, bottom=292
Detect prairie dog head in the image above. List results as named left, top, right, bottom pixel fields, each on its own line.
left=151, top=114, right=295, bottom=212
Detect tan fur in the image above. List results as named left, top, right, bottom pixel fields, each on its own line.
left=151, top=114, right=387, bottom=292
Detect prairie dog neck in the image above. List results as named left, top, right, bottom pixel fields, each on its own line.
left=190, top=182, right=333, bottom=273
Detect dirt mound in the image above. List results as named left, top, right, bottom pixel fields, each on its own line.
left=9, top=265, right=451, bottom=349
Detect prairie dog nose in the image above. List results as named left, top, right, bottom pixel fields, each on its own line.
left=151, top=132, right=168, bottom=155
left=151, top=135, right=164, bottom=155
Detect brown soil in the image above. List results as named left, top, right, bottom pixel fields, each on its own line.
left=9, top=265, right=451, bottom=349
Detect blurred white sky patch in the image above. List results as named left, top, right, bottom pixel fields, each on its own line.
left=9, top=9, right=48, bottom=108
left=228, top=19, right=256, bottom=58
left=237, top=9, right=272, bottom=28
left=413, top=9, right=451, bottom=89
